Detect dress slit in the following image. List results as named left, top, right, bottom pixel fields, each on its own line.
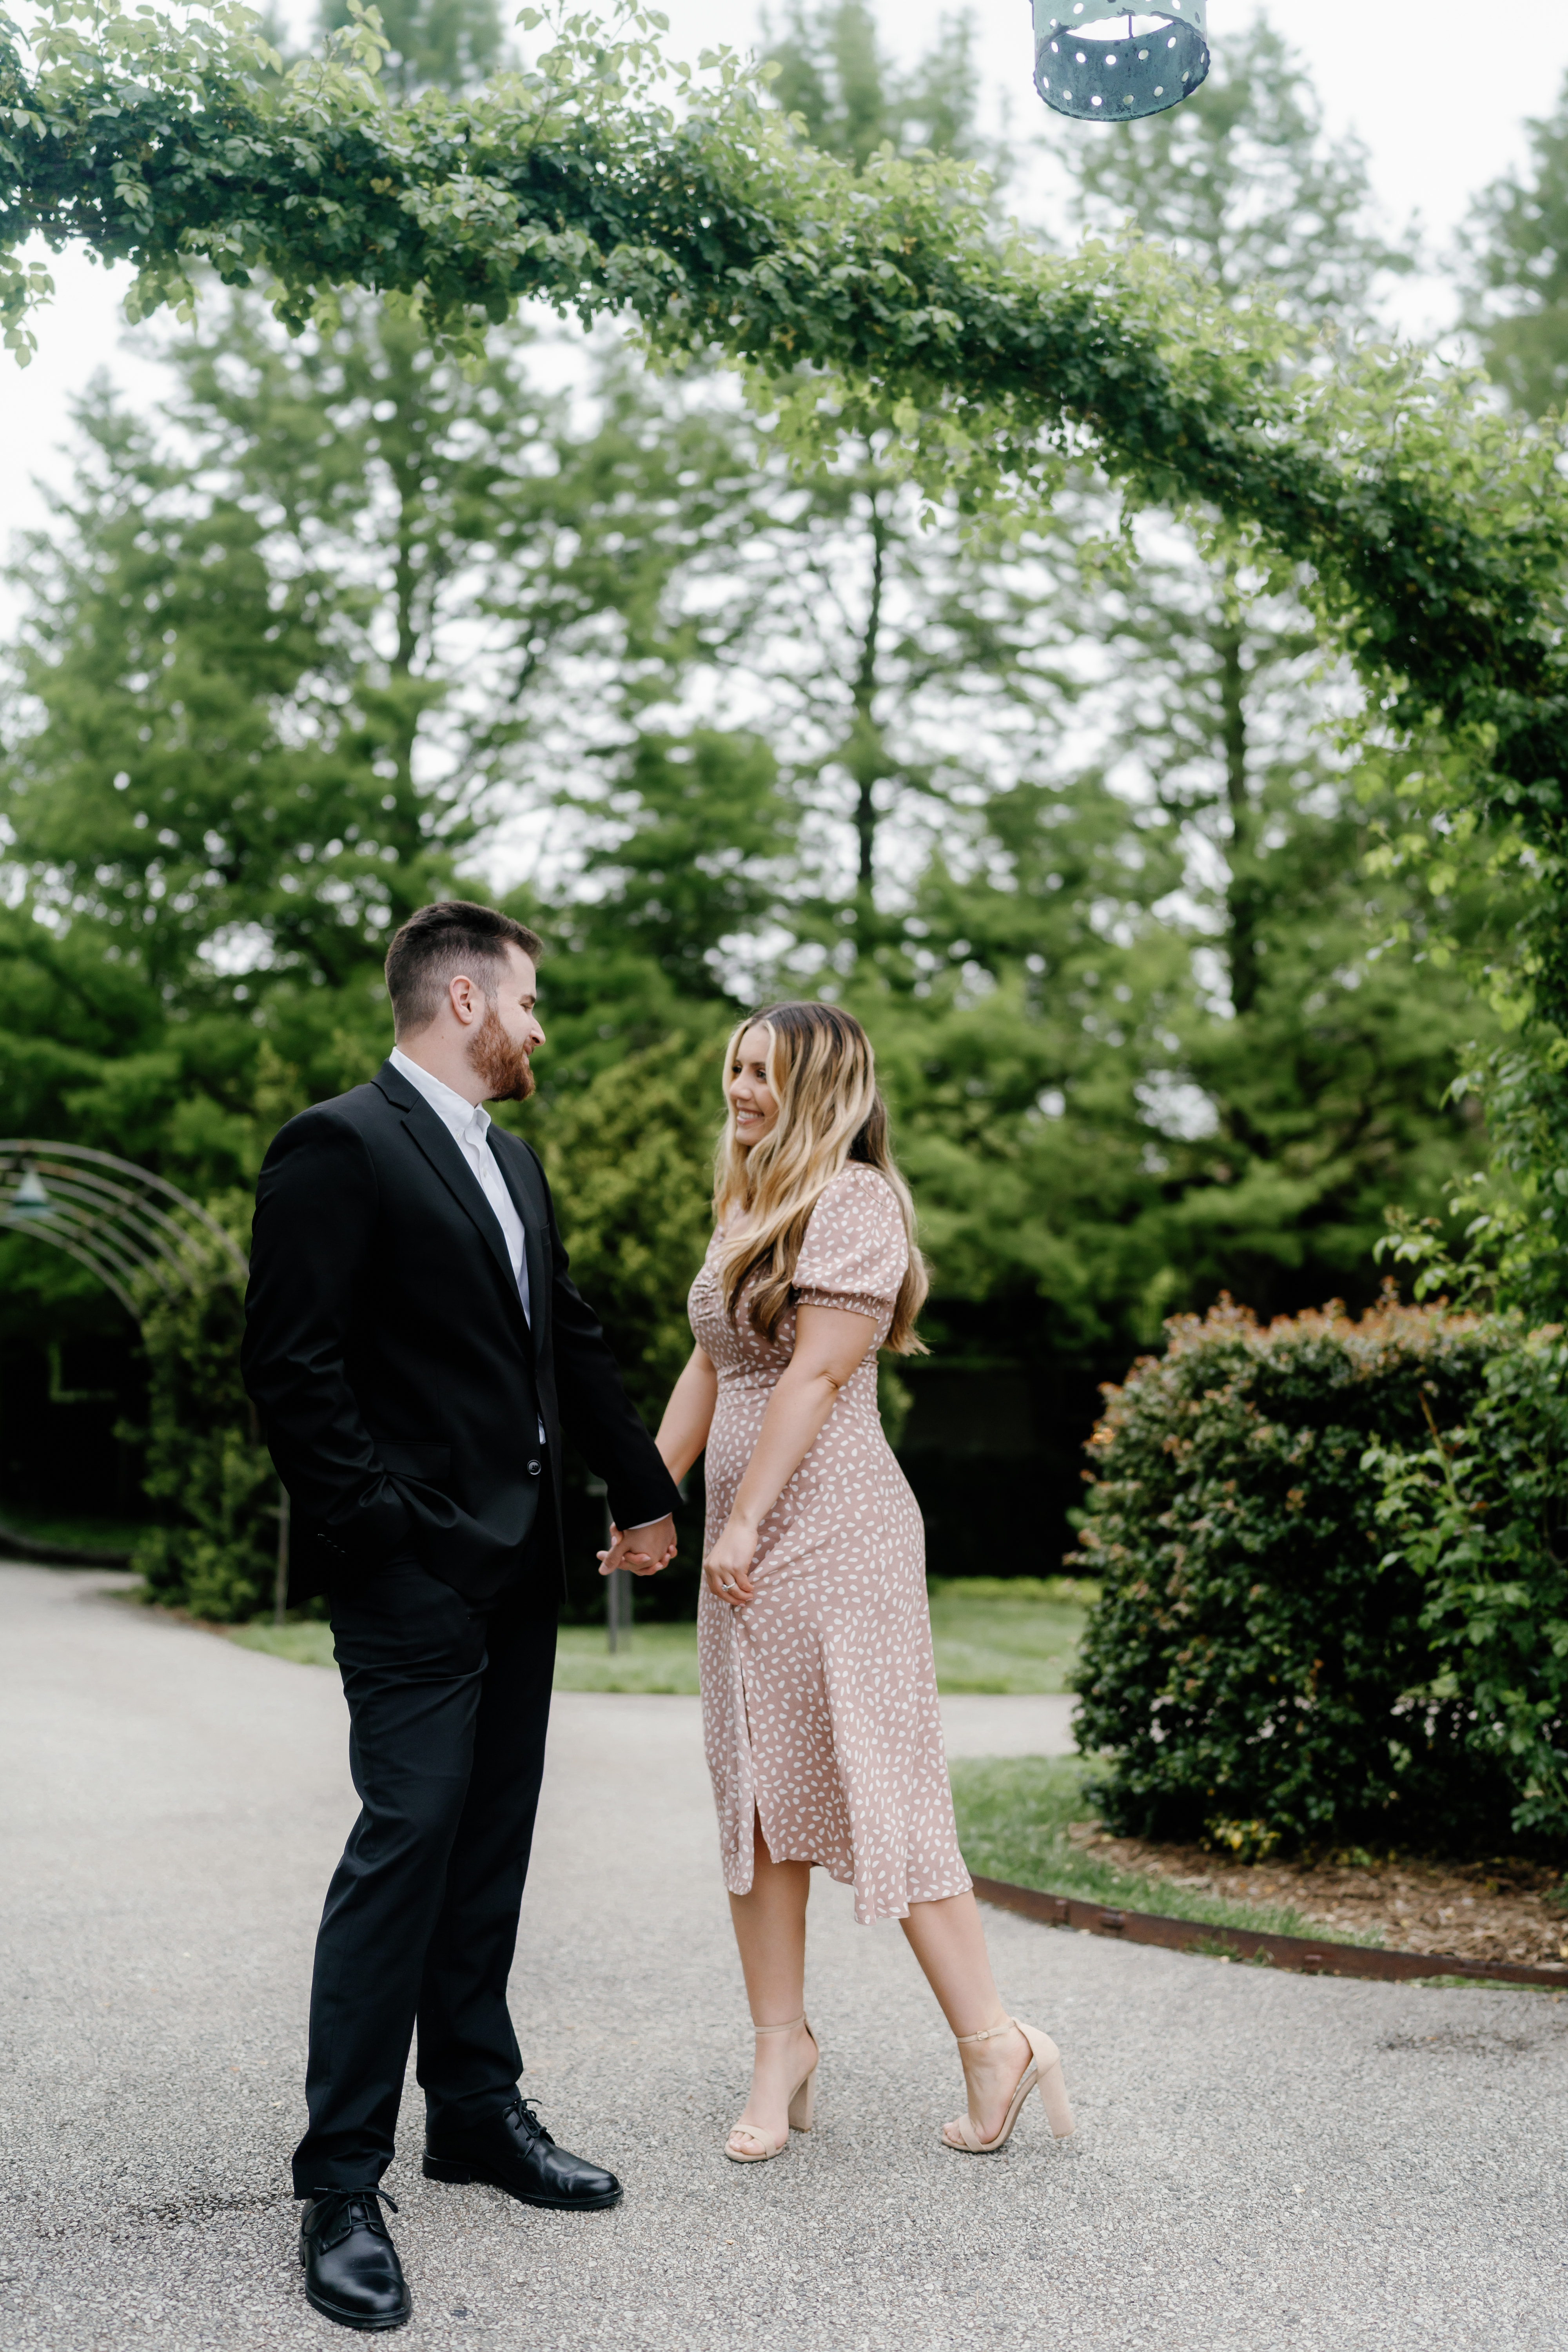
left=734, top=1628, right=767, bottom=1891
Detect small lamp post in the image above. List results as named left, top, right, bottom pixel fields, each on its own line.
left=586, top=1474, right=631, bottom=1653
left=1033, top=1, right=1210, bottom=121
left=272, top=1486, right=291, bottom=1628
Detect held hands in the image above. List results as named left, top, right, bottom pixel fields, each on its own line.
left=597, top=1514, right=677, bottom=1579
left=703, top=1517, right=758, bottom=1607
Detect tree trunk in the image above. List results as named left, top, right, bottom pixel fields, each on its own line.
left=849, top=500, right=887, bottom=895
left=381, top=330, right=433, bottom=912
left=1216, top=606, right=1259, bottom=1019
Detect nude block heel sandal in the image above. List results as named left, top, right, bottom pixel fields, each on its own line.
left=787, top=2054, right=817, bottom=2134
left=943, top=2015, right=1074, bottom=2153
left=724, top=2015, right=819, bottom=2163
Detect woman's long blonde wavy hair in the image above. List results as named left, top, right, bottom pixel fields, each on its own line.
left=713, top=1002, right=928, bottom=1355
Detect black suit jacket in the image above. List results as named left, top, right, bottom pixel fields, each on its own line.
left=241, top=1058, right=680, bottom=1602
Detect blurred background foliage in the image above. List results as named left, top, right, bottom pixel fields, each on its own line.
left=0, top=3, right=1562, bottom=1617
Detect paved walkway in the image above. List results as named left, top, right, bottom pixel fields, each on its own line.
left=2, top=1565, right=1566, bottom=2352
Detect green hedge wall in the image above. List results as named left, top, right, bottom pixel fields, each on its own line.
left=1071, top=1298, right=1568, bottom=1857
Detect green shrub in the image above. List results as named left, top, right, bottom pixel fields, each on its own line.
left=1366, top=1327, right=1568, bottom=1844
left=127, top=1276, right=279, bottom=1623
left=1070, top=1296, right=1522, bottom=1852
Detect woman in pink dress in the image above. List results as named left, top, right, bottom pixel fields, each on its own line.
left=646, top=1002, right=1074, bottom=2163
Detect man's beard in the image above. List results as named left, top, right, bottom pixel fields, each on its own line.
left=467, top=1002, right=535, bottom=1103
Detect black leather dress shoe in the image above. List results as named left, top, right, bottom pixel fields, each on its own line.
left=423, top=2094, right=623, bottom=2210
left=299, top=2189, right=410, bottom=2331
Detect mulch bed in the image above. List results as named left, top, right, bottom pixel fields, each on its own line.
left=1066, top=1824, right=1568, bottom=1969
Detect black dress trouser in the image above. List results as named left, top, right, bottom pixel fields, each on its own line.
left=291, top=1535, right=558, bottom=2196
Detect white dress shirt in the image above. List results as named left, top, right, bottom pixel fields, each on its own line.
left=390, top=1046, right=532, bottom=1324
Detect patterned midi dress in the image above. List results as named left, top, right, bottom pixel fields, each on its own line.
left=690, top=1161, right=973, bottom=1926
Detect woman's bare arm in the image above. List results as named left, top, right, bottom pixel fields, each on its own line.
left=600, top=1346, right=719, bottom=1580
left=653, top=1344, right=719, bottom=1484
left=704, top=1302, right=878, bottom=1604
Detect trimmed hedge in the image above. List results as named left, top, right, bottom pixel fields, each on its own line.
left=1367, top=1325, right=1568, bottom=1846
left=1069, top=1297, right=1567, bottom=1856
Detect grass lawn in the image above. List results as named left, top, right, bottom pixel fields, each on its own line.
left=228, top=1617, right=703, bottom=1688
left=926, top=1575, right=1091, bottom=1693
left=0, top=1500, right=147, bottom=1554
left=229, top=1620, right=337, bottom=1666
left=229, top=1574, right=1094, bottom=1695
left=551, top=1622, right=700, bottom=1692
left=949, top=1755, right=1362, bottom=1944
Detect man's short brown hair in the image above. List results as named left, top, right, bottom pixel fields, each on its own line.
left=383, top=901, right=544, bottom=1038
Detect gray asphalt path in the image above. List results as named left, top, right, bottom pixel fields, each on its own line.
left=2, top=1564, right=1566, bottom=2352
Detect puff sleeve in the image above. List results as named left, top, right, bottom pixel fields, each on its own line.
left=791, top=1165, right=909, bottom=1318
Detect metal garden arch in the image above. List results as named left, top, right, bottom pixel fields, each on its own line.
left=0, top=1143, right=288, bottom=1611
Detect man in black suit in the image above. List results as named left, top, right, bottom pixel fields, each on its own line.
left=242, top=900, right=681, bottom=2332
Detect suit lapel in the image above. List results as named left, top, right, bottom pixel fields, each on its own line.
left=373, top=1063, right=524, bottom=1322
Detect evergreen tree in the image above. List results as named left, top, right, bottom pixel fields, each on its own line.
left=317, top=0, right=505, bottom=98
left=1067, top=19, right=1410, bottom=334
left=764, top=0, right=986, bottom=173
left=0, top=294, right=775, bottom=1575
left=524, top=15, right=1495, bottom=1363
left=1026, top=19, right=1492, bottom=1324
left=1463, top=67, right=1568, bottom=419
left=1435, top=73, right=1568, bottom=1318
left=698, top=0, right=1040, bottom=957
left=0, top=301, right=762, bottom=1178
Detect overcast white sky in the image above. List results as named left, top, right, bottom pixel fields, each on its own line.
left=2, top=0, right=1564, bottom=576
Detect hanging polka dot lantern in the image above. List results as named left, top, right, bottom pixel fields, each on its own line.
left=1033, top=0, right=1210, bottom=121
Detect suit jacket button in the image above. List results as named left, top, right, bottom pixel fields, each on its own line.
left=526, top=1458, right=543, bottom=1477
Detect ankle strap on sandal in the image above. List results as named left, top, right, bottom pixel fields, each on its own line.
left=955, top=2016, right=1016, bottom=2046
left=751, top=2013, right=807, bottom=2036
